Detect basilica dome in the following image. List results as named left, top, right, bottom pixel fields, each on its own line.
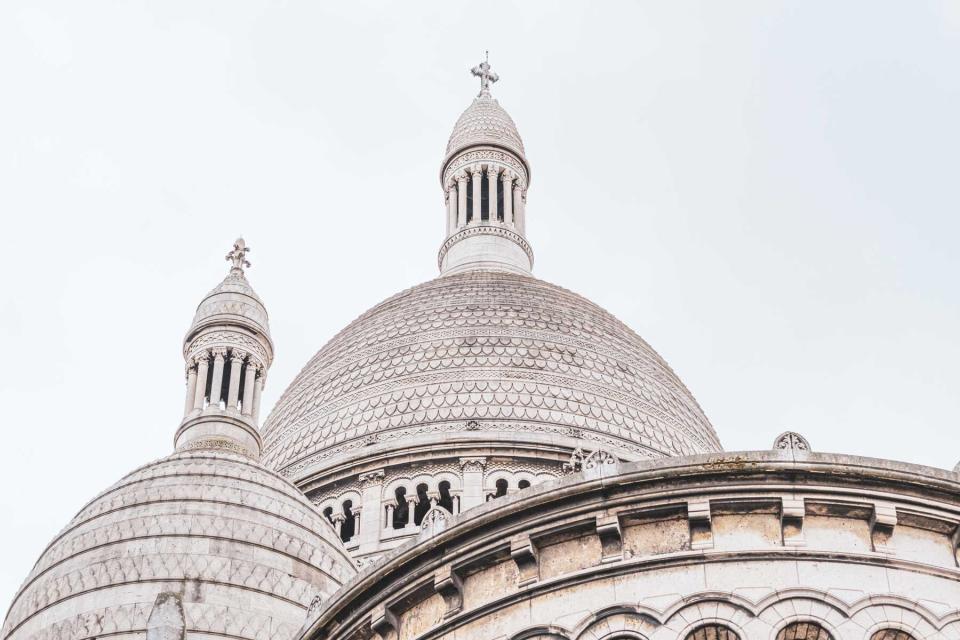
left=261, top=270, right=721, bottom=482
left=1, top=450, right=356, bottom=640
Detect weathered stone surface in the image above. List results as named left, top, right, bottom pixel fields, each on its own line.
left=1, top=450, right=356, bottom=640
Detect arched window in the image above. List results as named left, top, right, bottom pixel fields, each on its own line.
left=870, top=632, right=916, bottom=640
left=495, top=478, right=508, bottom=497
left=686, top=624, right=740, bottom=640
left=517, top=479, right=531, bottom=490
left=438, top=480, right=454, bottom=512
left=413, top=483, right=430, bottom=525
left=322, top=506, right=333, bottom=524
left=776, top=622, right=833, bottom=640
left=339, top=500, right=355, bottom=542
left=391, top=486, right=408, bottom=529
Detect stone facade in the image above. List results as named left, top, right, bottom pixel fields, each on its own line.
left=4, top=57, right=958, bottom=640
left=299, top=452, right=960, bottom=640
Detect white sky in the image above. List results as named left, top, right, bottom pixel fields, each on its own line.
left=1, top=0, right=959, bottom=613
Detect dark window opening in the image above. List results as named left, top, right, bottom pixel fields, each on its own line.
left=237, top=361, right=248, bottom=411
left=219, top=355, right=232, bottom=408
left=340, top=500, right=355, bottom=542
left=466, top=181, right=474, bottom=223
left=776, top=622, right=833, bottom=640
left=202, top=357, right=213, bottom=406
left=686, top=624, right=741, bottom=640
left=518, top=479, right=531, bottom=490
left=496, top=177, right=504, bottom=221
left=322, top=506, right=333, bottom=524
left=413, top=483, right=430, bottom=525
left=438, top=481, right=453, bottom=512
left=495, top=478, right=508, bottom=498
left=480, top=170, right=489, bottom=221
left=392, top=487, right=408, bottom=529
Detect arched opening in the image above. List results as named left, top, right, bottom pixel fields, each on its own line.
left=776, top=622, right=833, bottom=640
left=466, top=180, right=474, bottom=223
left=495, top=478, right=508, bottom=498
left=340, top=500, right=355, bottom=542
left=391, top=486, right=408, bottom=529
left=686, top=624, right=740, bottom=640
left=870, top=632, right=916, bottom=640
left=438, top=480, right=453, bottom=512
left=480, top=169, right=489, bottom=221
left=517, top=479, right=531, bottom=490
left=496, top=176, right=504, bottom=221
left=413, top=483, right=430, bottom=525
left=322, top=506, right=333, bottom=524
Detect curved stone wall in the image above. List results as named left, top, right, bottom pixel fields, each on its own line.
left=2, top=450, right=356, bottom=640
left=299, top=451, right=960, bottom=640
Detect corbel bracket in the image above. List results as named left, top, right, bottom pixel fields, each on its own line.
left=433, top=564, right=465, bottom=617
left=510, top=533, right=539, bottom=586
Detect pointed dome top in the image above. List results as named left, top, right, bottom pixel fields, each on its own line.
left=188, top=238, right=271, bottom=339
left=444, top=54, right=526, bottom=162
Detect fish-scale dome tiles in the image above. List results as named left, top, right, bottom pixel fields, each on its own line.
left=262, top=271, right=721, bottom=481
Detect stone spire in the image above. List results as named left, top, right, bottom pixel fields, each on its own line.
left=175, top=238, right=274, bottom=458
left=439, top=56, right=533, bottom=275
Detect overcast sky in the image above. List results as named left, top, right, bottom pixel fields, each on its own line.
left=1, top=0, right=959, bottom=613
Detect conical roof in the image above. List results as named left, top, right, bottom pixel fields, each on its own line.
left=189, top=269, right=270, bottom=339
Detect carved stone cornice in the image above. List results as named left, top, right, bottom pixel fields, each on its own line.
left=437, top=224, right=534, bottom=270
left=442, top=145, right=529, bottom=189
left=359, top=469, right=386, bottom=488
left=459, top=457, right=487, bottom=472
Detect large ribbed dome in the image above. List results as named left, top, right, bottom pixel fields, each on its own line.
left=445, top=95, right=525, bottom=160
left=2, top=450, right=356, bottom=640
left=262, top=271, right=721, bottom=481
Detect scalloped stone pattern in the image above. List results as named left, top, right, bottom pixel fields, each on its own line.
left=1, top=450, right=356, bottom=640
left=445, top=95, right=525, bottom=159
left=262, top=271, right=722, bottom=480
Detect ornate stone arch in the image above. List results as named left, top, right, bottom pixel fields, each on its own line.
left=509, top=626, right=571, bottom=640
left=768, top=619, right=840, bottom=640
left=573, top=607, right=658, bottom=640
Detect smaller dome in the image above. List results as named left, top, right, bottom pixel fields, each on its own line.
left=189, top=269, right=270, bottom=338
left=1, top=449, right=356, bottom=640
left=445, top=95, right=525, bottom=161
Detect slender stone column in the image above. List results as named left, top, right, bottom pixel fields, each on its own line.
left=405, top=495, right=418, bottom=531
left=445, top=187, right=454, bottom=235
left=513, top=184, right=525, bottom=234
left=226, top=350, right=244, bottom=410
left=193, top=354, right=210, bottom=410
left=501, top=171, right=514, bottom=226
left=332, top=513, right=346, bottom=540
left=487, top=166, right=499, bottom=223
left=184, top=366, right=198, bottom=416
left=241, top=359, right=257, bottom=416
left=456, top=172, right=468, bottom=227
left=209, top=348, right=227, bottom=409
left=385, top=502, right=395, bottom=528
left=252, top=370, right=264, bottom=422
left=471, top=165, right=483, bottom=223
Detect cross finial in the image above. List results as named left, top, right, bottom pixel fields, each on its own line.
left=470, top=51, right=499, bottom=97
left=225, top=237, right=251, bottom=274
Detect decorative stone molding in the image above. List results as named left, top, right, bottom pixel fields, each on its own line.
left=436, top=222, right=534, bottom=270
left=369, top=603, right=398, bottom=640
left=596, top=513, right=623, bottom=563
left=871, top=502, right=898, bottom=554
left=774, top=431, right=811, bottom=451
left=459, top=457, right=487, bottom=472
left=509, top=533, right=539, bottom=586
left=780, top=496, right=806, bottom=547
left=687, top=499, right=713, bottom=550
left=179, top=437, right=254, bottom=459
left=442, top=146, right=528, bottom=189
left=420, top=506, right=450, bottom=534
left=433, top=564, right=465, bottom=617
left=187, top=330, right=270, bottom=366
left=359, top=469, right=386, bottom=488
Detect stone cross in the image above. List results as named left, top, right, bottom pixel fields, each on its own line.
left=471, top=51, right=498, bottom=97
left=226, top=238, right=251, bottom=273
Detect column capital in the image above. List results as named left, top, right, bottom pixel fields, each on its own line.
left=193, top=351, right=210, bottom=365
left=210, top=347, right=228, bottom=359
left=230, top=349, right=247, bottom=363
left=501, top=169, right=514, bottom=182
left=456, top=171, right=468, bottom=182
